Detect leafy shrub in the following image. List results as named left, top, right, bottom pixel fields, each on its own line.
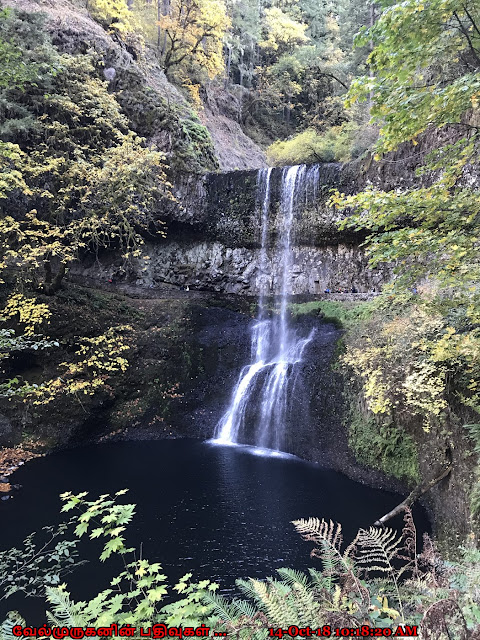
left=267, top=122, right=377, bottom=166
left=341, top=295, right=480, bottom=431
left=2, top=495, right=479, bottom=638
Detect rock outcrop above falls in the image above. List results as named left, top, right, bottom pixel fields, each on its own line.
left=74, top=163, right=388, bottom=294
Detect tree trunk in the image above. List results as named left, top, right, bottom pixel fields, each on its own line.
left=224, top=44, right=232, bottom=89
left=368, top=2, right=376, bottom=110
left=43, top=260, right=67, bottom=296
left=239, top=50, right=244, bottom=87
left=373, top=465, right=452, bottom=526
left=159, top=0, right=170, bottom=57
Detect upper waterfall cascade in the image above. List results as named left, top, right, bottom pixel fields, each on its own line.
left=213, top=165, right=320, bottom=452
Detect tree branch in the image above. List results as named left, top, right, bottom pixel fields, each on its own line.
left=462, top=4, right=480, bottom=38
left=374, top=465, right=452, bottom=526
left=453, top=11, right=480, bottom=67
left=319, top=72, right=349, bottom=90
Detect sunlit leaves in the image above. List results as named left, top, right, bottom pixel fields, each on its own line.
left=342, top=303, right=456, bottom=430
left=160, top=0, right=230, bottom=80
left=0, top=11, right=176, bottom=406
left=0, top=294, right=51, bottom=336
left=347, top=0, right=480, bottom=152
left=87, top=0, right=137, bottom=35
left=259, top=7, right=309, bottom=55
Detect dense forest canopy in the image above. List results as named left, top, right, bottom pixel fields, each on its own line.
left=87, top=0, right=374, bottom=160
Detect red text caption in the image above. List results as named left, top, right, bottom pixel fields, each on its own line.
left=268, top=626, right=419, bottom=637
left=12, top=625, right=211, bottom=638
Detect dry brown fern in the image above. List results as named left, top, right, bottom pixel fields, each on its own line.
left=421, top=598, right=468, bottom=640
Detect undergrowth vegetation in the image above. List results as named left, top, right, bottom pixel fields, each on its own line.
left=267, top=121, right=378, bottom=165
left=0, top=5, right=216, bottom=414
left=288, top=300, right=373, bottom=330
left=338, top=293, right=480, bottom=432
left=348, top=409, right=419, bottom=484
left=1, top=493, right=480, bottom=637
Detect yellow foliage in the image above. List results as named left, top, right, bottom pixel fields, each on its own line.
left=28, top=326, right=132, bottom=405
left=0, top=294, right=51, bottom=336
left=259, top=7, right=308, bottom=54
left=342, top=303, right=477, bottom=430
left=159, top=0, right=230, bottom=80
left=267, top=122, right=363, bottom=166
left=87, top=0, right=137, bottom=34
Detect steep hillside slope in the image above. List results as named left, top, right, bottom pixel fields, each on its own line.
left=3, top=0, right=266, bottom=172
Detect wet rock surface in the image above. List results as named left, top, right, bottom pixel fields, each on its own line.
left=71, top=163, right=390, bottom=296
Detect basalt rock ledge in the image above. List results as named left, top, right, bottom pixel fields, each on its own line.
left=73, top=163, right=390, bottom=294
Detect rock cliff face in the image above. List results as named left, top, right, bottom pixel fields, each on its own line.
left=75, top=163, right=389, bottom=294
left=119, top=242, right=386, bottom=295
left=199, top=86, right=267, bottom=171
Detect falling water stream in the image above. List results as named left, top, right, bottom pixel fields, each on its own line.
left=214, top=165, right=317, bottom=452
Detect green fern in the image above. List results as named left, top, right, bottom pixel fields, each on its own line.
left=276, top=568, right=310, bottom=588
left=203, top=592, right=239, bottom=622
left=1, top=613, right=25, bottom=640
left=308, top=567, right=332, bottom=592
left=45, top=587, right=88, bottom=626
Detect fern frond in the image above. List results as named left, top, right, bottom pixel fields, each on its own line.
left=292, top=518, right=354, bottom=591
left=354, top=527, right=405, bottom=622
left=230, top=598, right=259, bottom=619
left=276, top=568, right=310, bottom=588
left=308, top=568, right=331, bottom=592
left=355, top=527, right=402, bottom=573
left=250, top=579, right=291, bottom=628
left=290, top=582, right=322, bottom=626
left=202, top=592, right=238, bottom=622
left=397, top=507, right=419, bottom=579
left=292, top=518, right=343, bottom=551
left=237, top=578, right=270, bottom=609
left=1, top=613, right=25, bottom=640
left=45, top=587, right=87, bottom=626
left=293, top=519, right=346, bottom=574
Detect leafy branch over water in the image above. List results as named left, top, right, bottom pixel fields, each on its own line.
left=1, top=493, right=480, bottom=636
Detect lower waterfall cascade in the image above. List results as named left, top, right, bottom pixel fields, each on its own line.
left=214, top=165, right=321, bottom=452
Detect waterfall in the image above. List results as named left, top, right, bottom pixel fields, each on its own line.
left=213, top=165, right=316, bottom=453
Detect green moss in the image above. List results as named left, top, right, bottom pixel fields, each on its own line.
left=105, top=65, right=218, bottom=174
left=348, top=409, right=420, bottom=484
left=289, top=300, right=373, bottom=329
left=464, top=423, right=480, bottom=517
left=173, top=114, right=218, bottom=173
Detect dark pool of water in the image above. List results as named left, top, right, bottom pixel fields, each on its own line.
left=0, top=439, right=429, bottom=622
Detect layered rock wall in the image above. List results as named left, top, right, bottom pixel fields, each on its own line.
left=75, top=163, right=388, bottom=294
left=124, top=242, right=386, bottom=294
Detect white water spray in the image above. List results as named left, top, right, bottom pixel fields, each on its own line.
left=213, top=165, right=316, bottom=452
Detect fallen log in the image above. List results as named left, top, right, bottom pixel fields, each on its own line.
left=374, top=465, right=452, bottom=526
